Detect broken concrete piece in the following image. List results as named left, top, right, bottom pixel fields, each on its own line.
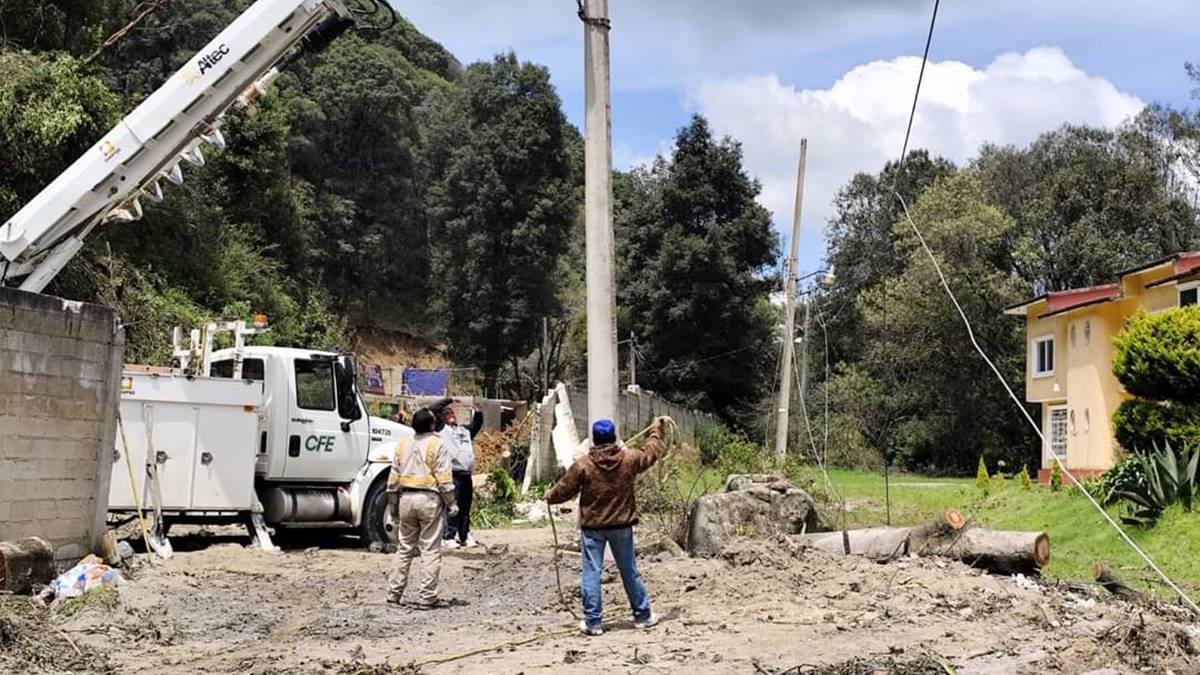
left=688, top=484, right=818, bottom=557
left=514, top=500, right=550, bottom=523
left=0, top=537, right=54, bottom=595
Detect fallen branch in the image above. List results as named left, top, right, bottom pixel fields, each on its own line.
left=1094, top=561, right=1146, bottom=603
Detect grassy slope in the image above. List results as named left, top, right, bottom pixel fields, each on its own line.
left=788, top=468, right=1200, bottom=597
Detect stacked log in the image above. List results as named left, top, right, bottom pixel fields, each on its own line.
left=796, top=509, right=1051, bottom=576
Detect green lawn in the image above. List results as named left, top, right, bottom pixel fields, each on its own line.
left=804, top=467, right=1200, bottom=597
left=673, top=465, right=1200, bottom=598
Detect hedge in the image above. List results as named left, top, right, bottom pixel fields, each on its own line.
left=1112, top=306, right=1200, bottom=403
left=1112, top=398, right=1200, bottom=453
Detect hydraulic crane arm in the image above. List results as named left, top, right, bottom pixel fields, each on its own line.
left=0, top=0, right=397, bottom=294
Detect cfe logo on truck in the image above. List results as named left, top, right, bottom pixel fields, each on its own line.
left=304, top=435, right=336, bottom=453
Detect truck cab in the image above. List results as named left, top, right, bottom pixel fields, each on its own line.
left=207, top=346, right=407, bottom=483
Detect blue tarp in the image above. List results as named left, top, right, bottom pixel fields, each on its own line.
left=403, top=369, right=449, bottom=396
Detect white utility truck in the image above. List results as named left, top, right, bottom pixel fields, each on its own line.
left=0, top=0, right=416, bottom=550
left=111, top=321, right=411, bottom=551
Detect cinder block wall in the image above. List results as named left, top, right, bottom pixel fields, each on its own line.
left=0, top=288, right=124, bottom=563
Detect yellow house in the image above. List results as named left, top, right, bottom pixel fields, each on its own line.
left=1004, top=252, right=1200, bottom=483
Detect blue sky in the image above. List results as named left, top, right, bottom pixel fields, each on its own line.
left=395, top=1, right=1200, bottom=275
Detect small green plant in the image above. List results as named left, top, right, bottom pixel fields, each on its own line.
left=524, top=479, right=555, bottom=502
left=1116, top=441, right=1199, bottom=525
left=1050, top=461, right=1063, bottom=492
left=488, top=467, right=518, bottom=505
left=991, top=471, right=1007, bottom=489
left=1018, top=465, right=1032, bottom=491
left=975, top=456, right=990, bottom=490
left=1093, top=454, right=1148, bottom=505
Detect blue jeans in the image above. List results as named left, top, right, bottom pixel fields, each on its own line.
left=580, top=527, right=651, bottom=629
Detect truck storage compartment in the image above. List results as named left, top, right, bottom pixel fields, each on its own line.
left=110, top=371, right=263, bottom=512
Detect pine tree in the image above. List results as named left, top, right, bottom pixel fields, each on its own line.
left=1050, top=461, right=1063, bottom=492
left=975, top=456, right=990, bottom=490
left=1018, top=465, right=1033, bottom=491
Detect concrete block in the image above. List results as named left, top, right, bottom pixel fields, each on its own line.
left=3, top=435, right=36, bottom=460
left=10, top=499, right=40, bottom=521
left=0, top=329, right=21, bottom=351
left=78, top=319, right=114, bottom=345
left=6, top=394, right=50, bottom=418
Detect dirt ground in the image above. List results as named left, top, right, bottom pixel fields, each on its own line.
left=4, top=525, right=1200, bottom=675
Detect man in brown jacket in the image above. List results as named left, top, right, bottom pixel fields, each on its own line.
left=545, top=416, right=666, bottom=635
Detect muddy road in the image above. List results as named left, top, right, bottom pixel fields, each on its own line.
left=5, top=526, right=1199, bottom=674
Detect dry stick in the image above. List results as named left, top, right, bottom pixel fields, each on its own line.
left=397, top=627, right=578, bottom=672
left=547, top=509, right=580, bottom=620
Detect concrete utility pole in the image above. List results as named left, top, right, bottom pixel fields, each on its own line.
left=582, top=0, right=619, bottom=428
left=775, top=139, right=808, bottom=458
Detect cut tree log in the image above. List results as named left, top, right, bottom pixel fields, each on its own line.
left=0, top=537, right=54, bottom=594
left=795, top=509, right=1050, bottom=576
left=923, top=527, right=1050, bottom=575
left=1094, top=561, right=1145, bottom=603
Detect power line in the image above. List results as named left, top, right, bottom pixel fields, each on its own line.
left=898, top=0, right=940, bottom=166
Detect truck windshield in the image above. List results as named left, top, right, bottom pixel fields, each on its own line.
left=209, top=358, right=265, bottom=381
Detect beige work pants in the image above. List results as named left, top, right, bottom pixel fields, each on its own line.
left=386, top=490, right=443, bottom=605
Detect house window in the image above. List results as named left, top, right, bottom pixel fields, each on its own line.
left=1181, top=282, right=1198, bottom=307
left=1032, top=336, right=1055, bottom=377
left=1048, top=406, right=1068, bottom=459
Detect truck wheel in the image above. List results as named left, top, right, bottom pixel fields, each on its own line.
left=362, top=479, right=395, bottom=552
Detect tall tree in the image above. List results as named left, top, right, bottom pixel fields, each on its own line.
left=421, top=53, right=574, bottom=395
left=617, top=115, right=779, bottom=419
left=974, top=124, right=1197, bottom=293
left=823, top=150, right=956, bottom=365
left=853, top=171, right=1030, bottom=471
left=0, top=0, right=123, bottom=55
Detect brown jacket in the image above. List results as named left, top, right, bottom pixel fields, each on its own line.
left=544, top=426, right=664, bottom=530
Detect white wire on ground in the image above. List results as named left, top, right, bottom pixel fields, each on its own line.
left=894, top=191, right=1200, bottom=616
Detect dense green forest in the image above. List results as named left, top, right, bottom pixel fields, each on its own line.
left=2, top=2, right=1199, bottom=473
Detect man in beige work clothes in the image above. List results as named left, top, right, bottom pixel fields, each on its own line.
left=386, top=407, right=457, bottom=608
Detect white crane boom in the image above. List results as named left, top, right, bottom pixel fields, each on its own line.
left=0, top=0, right=396, bottom=293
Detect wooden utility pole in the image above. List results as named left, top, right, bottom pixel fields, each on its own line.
left=774, top=139, right=807, bottom=458
left=582, top=0, right=618, bottom=428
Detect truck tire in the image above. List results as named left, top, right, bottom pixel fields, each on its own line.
left=362, top=478, right=395, bottom=552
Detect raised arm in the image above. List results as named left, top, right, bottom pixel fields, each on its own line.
left=632, top=418, right=667, bottom=473
left=544, top=461, right=585, bottom=505
left=468, top=403, right=484, bottom=439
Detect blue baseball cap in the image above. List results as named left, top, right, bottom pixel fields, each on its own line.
left=592, top=419, right=617, bottom=445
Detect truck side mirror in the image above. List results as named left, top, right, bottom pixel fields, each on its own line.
left=334, top=359, right=363, bottom=422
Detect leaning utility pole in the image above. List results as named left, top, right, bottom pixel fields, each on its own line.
left=774, top=139, right=808, bottom=457
left=581, top=0, right=618, bottom=428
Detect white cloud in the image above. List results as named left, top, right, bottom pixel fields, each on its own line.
left=687, top=47, right=1145, bottom=235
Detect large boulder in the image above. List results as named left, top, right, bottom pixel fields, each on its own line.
left=687, top=480, right=818, bottom=557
